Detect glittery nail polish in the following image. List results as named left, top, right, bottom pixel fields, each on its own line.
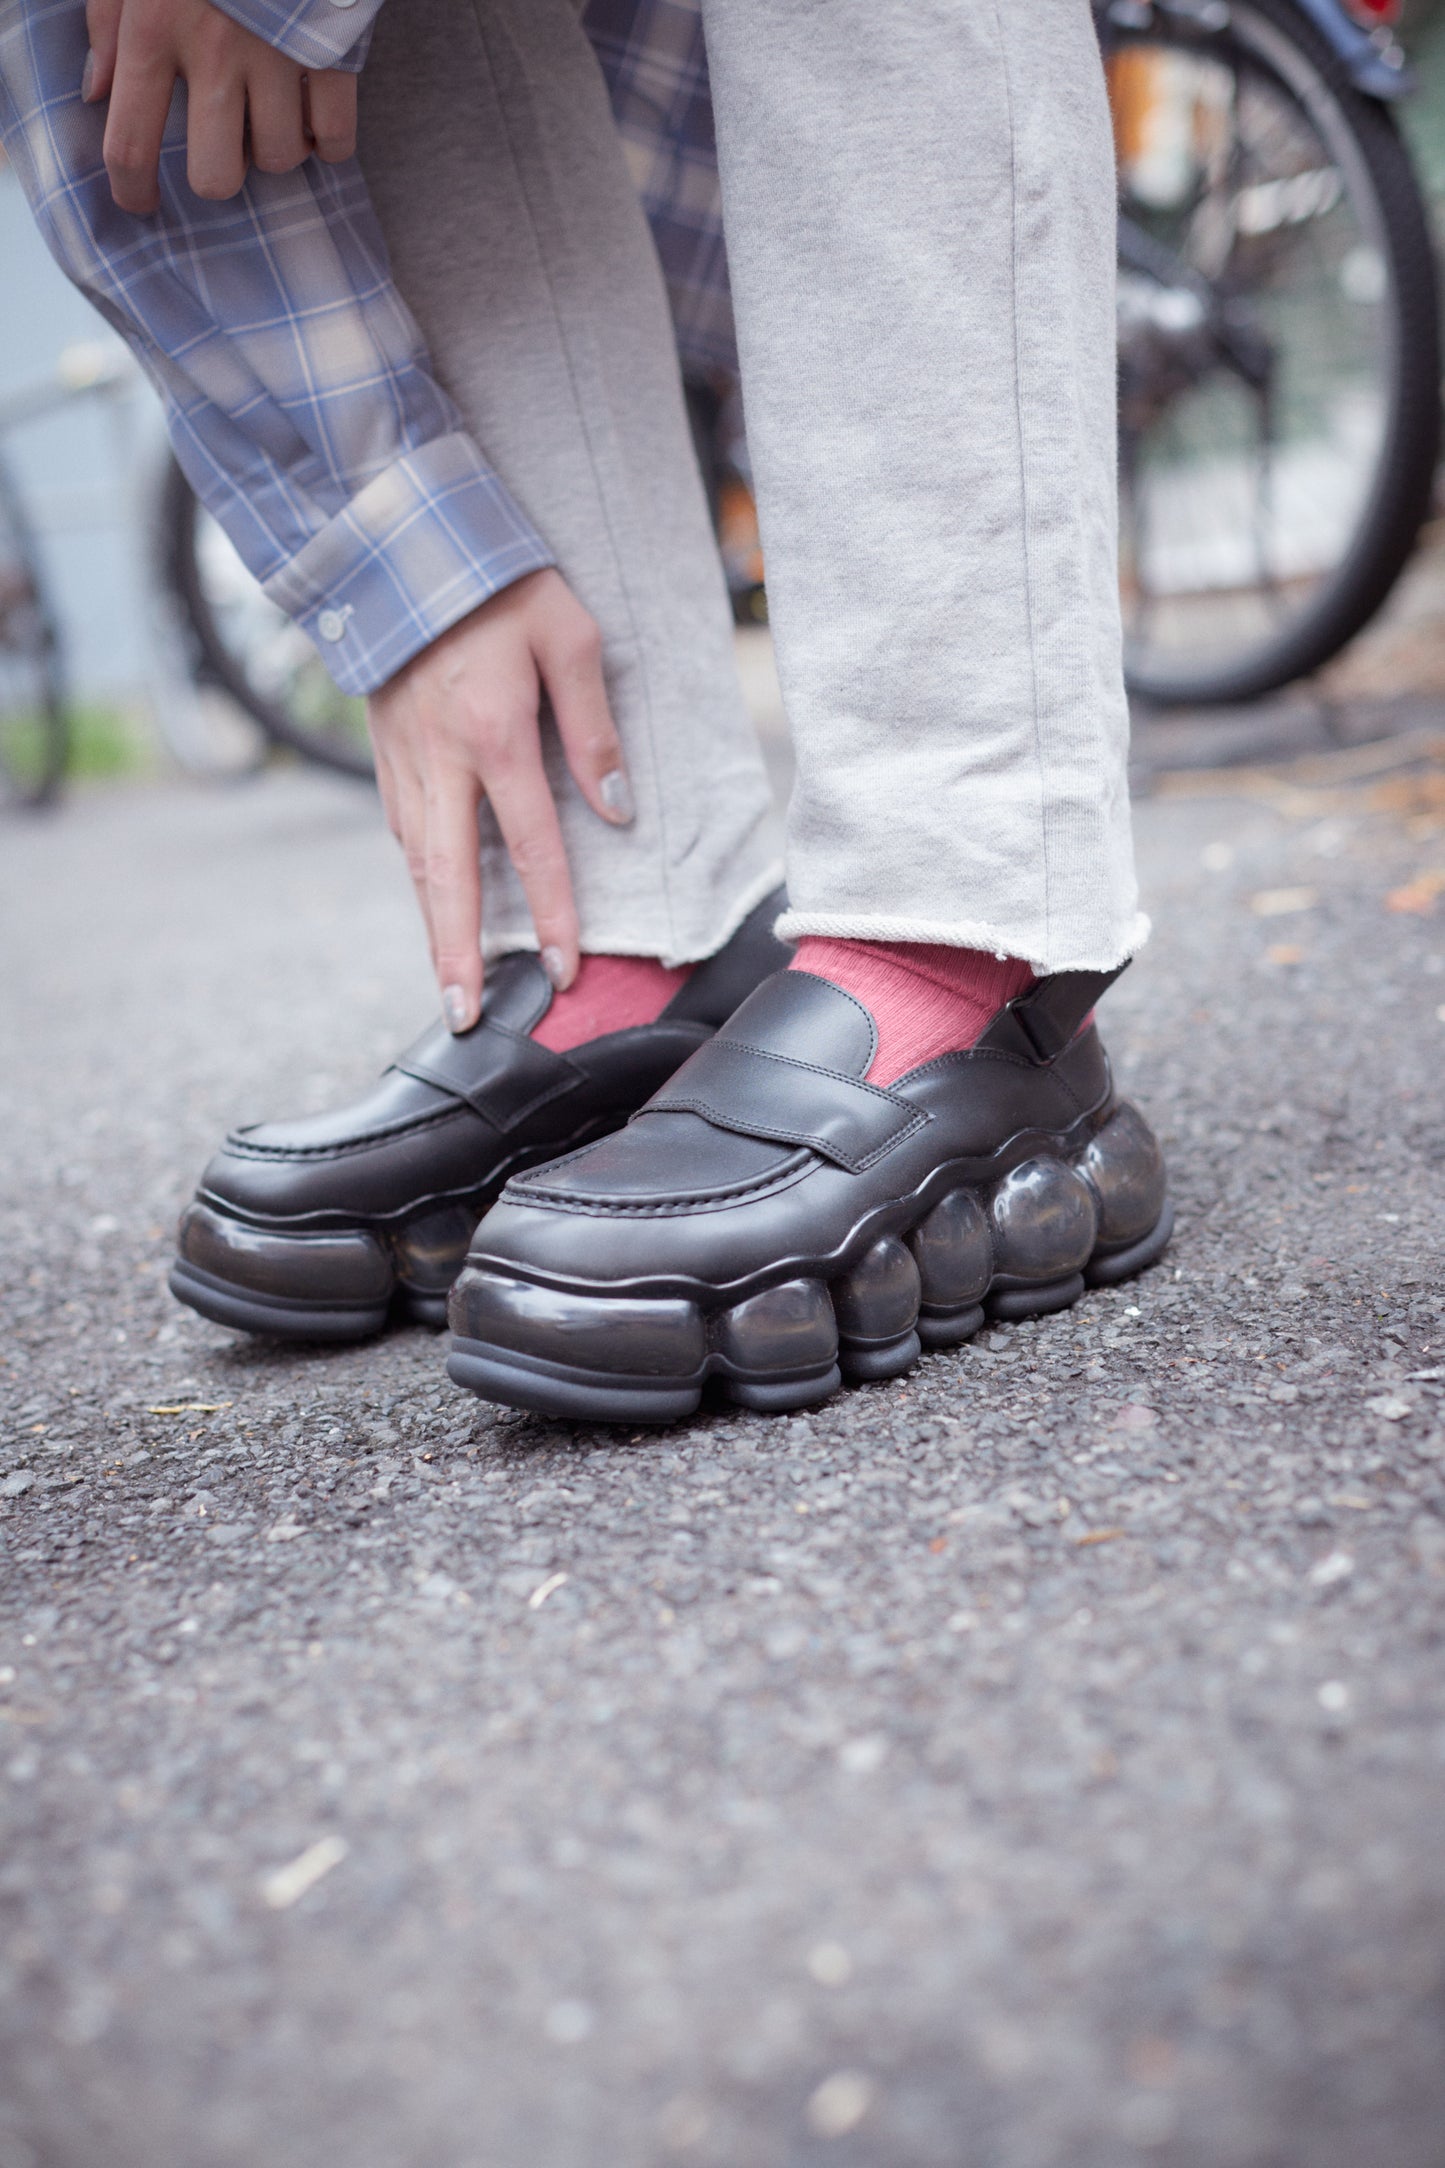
left=541, top=946, right=569, bottom=990
left=442, top=984, right=472, bottom=1033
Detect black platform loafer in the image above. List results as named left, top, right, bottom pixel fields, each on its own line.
left=169, top=890, right=791, bottom=1342
left=446, top=964, right=1173, bottom=1422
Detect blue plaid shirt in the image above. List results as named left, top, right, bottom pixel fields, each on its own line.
left=0, top=0, right=730, bottom=695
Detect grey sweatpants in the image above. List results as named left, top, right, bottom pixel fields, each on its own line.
left=358, top=0, right=1145, bottom=973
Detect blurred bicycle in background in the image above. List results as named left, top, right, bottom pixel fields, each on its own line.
left=701, top=0, right=1442, bottom=709
left=0, top=347, right=105, bottom=807
left=4, top=0, right=1439, bottom=808
left=1100, top=0, right=1440, bottom=706
left=157, top=456, right=374, bottom=781
left=0, top=342, right=374, bottom=807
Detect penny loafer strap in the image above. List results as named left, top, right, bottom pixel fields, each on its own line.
left=643, top=1037, right=927, bottom=1173
left=393, top=1020, right=584, bottom=1132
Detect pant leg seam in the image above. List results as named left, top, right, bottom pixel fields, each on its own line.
left=987, top=0, right=1053, bottom=958
left=465, top=0, right=681, bottom=959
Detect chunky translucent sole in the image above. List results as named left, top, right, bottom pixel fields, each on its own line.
left=169, top=1196, right=479, bottom=1341
left=168, top=1100, right=645, bottom=1343
left=447, top=1100, right=1172, bottom=1424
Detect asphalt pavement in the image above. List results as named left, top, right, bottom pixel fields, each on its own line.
left=2, top=698, right=1445, bottom=2168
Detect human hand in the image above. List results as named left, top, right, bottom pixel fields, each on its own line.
left=366, top=570, right=635, bottom=1034
left=81, top=0, right=358, bottom=215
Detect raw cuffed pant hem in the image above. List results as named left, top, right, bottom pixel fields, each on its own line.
left=772, top=908, right=1152, bottom=977
left=485, top=857, right=788, bottom=968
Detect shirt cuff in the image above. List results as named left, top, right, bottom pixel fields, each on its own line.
left=262, top=434, right=556, bottom=696
left=208, top=0, right=382, bottom=71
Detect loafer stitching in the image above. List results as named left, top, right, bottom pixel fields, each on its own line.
left=220, top=1106, right=470, bottom=1161
left=510, top=1142, right=813, bottom=1206
left=497, top=1159, right=819, bottom=1217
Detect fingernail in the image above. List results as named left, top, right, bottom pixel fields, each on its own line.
left=598, top=769, right=635, bottom=824
left=81, top=49, right=96, bottom=100
left=441, top=983, right=473, bottom=1033
left=541, top=945, right=570, bottom=991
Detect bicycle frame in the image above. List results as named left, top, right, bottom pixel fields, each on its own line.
left=1290, top=0, right=1411, bottom=96
left=1096, top=0, right=1412, bottom=100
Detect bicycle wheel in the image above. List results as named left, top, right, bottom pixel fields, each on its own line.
left=1101, top=0, right=1441, bottom=707
left=159, top=456, right=376, bottom=781
left=0, top=453, right=68, bottom=809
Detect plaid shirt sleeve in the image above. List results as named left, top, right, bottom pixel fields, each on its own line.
left=0, top=0, right=555, bottom=696
left=208, top=0, right=381, bottom=72
left=218, top=0, right=739, bottom=374
left=584, top=0, right=735, bottom=379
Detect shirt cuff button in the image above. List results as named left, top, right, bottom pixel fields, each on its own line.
left=317, top=608, right=347, bottom=642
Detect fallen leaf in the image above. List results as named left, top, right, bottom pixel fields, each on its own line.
left=260, top=1835, right=348, bottom=1910
left=1308, top=1549, right=1354, bottom=1588
left=1250, top=886, right=1317, bottom=917
left=1385, top=869, right=1445, bottom=915
left=146, top=1403, right=231, bottom=1416
left=1076, top=1528, right=1126, bottom=1547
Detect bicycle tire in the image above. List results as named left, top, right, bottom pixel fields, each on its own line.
left=0, top=454, right=69, bottom=809
left=159, top=457, right=376, bottom=781
left=1105, top=0, right=1441, bottom=709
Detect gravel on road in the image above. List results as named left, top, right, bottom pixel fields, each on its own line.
left=2, top=742, right=1444, bottom=2168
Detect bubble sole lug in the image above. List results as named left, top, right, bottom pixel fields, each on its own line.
left=168, top=1260, right=390, bottom=1344
left=724, top=1365, right=843, bottom=1413
left=1084, top=1199, right=1175, bottom=1286
left=446, top=1340, right=704, bottom=1424
left=446, top=1120, right=1175, bottom=1424
left=987, top=1273, right=1086, bottom=1323
left=839, top=1330, right=923, bottom=1382
left=916, top=1304, right=987, bottom=1351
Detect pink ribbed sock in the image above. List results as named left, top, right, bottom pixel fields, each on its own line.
left=530, top=953, right=694, bottom=1053
left=790, top=937, right=1036, bottom=1085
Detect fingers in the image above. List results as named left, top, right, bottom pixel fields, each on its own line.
left=91, top=4, right=334, bottom=212
left=371, top=736, right=404, bottom=851
left=382, top=745, right=482, bottom=1029
left=103, top=32, right=177, bottom=213
left=185, top=66, right=247, bottom=199
left=244, top=52, right=308, bottom=177
left=537, top=605, right=635, bottom=827
left=303, top=70, right=358, bottom=164
left=484, top=749, right=580, bottom=996
left=421, top=771, right=486, bottom=1033
left=83, top=0, right=123, bottom=103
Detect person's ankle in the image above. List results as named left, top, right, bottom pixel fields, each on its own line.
left=789, top=936, right=1034, bottom=1084
left=530, top=953, right=694, bottom=1053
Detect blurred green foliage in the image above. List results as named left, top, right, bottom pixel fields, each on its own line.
left=67, top=703, right=157, bottom=781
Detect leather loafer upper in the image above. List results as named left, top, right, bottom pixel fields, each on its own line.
left=458, top=963, right=1143, bottom=1303
left=195, top=889, right=791, bottom=1233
